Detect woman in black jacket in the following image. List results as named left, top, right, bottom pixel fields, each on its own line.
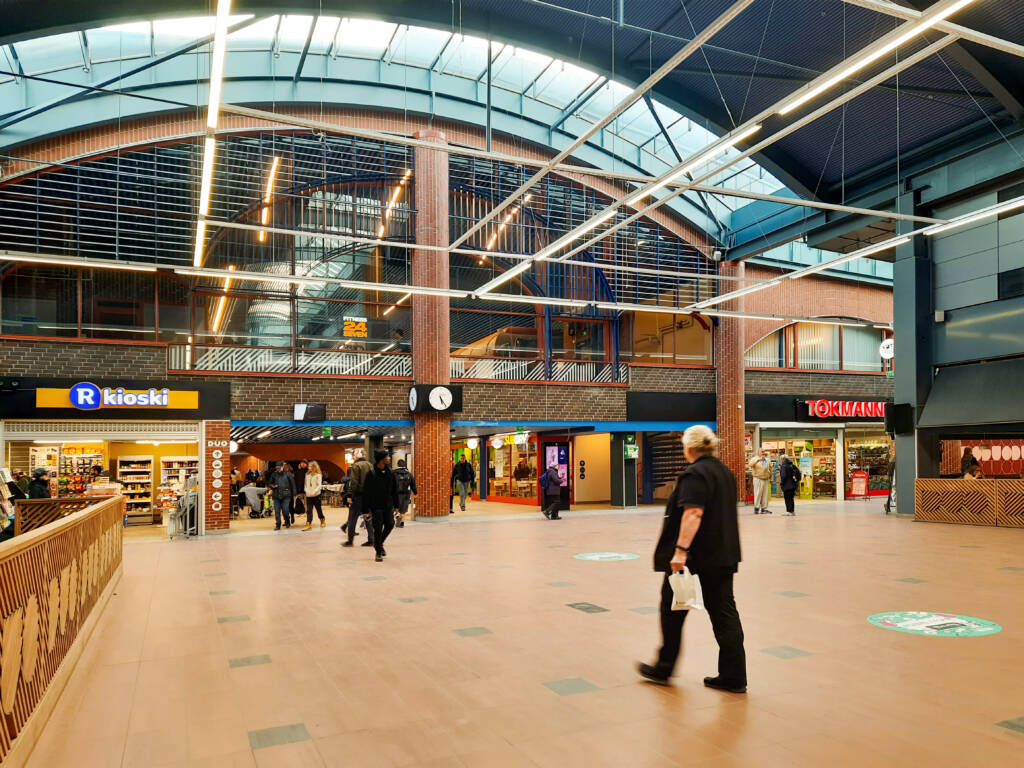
left=269, top=462, right=297, bottom=531
left=779, top=456, right=801, bottom=516
left=28, top=468, right=52, bottom=499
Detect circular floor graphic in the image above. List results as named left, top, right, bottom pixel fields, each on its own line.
left=573, top=552, right=639, bottom=562
left=868, top=611, right=1002, bottom=637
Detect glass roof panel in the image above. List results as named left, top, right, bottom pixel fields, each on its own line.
left=12, top=34, right=83, bottom=73
left=307, top=16, right=341, bottom=55
left=440, top=34, right=491, bottom=79
left=533, top=61, right=600, bottom=108
left=389, top=26, right=450, bottom=68
left=277, top=15, right=314, bottom=52
left=334, top=18, right=397, bottom=59
left=152, top=16, right=219, bottom=52
left=86, top=23, right=151, bottom=61
left=228, top=15, right=279, bottom=49
left=492, top=46, right=551, bottom=92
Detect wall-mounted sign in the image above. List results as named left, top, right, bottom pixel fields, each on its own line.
left=879, top=338, right=895, bottom=360
left=801, top=400, right=888, bottom=421
left=342, top=316, right=369, bottom=338
left=624, top=444, right=640, bottom=460
left=37, top=382, right=199, bottom=410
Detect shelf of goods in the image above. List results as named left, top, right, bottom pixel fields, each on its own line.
left=117, top=455, right=155, bottom=525
left=58, top=450, right=105, bottom=497
left=161, top=456, right=199, bottom=485
left=847, top=442, right=892, bottom=492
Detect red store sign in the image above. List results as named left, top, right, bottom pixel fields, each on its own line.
left=804, top=400, right=887, bottom=420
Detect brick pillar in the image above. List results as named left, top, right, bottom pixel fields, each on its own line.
left=202, top=420, right=231, bottom=532
left=411, top=130, right=451, bottom=517
left=715, top=261, right=746, bottom=501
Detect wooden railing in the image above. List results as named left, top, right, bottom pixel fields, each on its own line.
left=0, top=495, right=124, bottom=766
left=914, top=479, right=1024, bottom=528
left=13, top=497, right=116, bottom=536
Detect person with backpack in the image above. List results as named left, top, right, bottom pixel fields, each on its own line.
left=269, top=462, right=297, bottom=530
left=540, top=464, right=562, bottom=520
left=341, top=451, right=374, bottom=548
left=303, top=460, right=326, bottom=530
left=393, top=458, right=416, bottom=527
left=779, top=455, right=801, bottom=516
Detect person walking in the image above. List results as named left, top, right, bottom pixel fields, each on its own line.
left=269, top=462, right=297, bottom=530
left=293, top=459, right=309, bottom=526
left=638, top=425, right=747, bottom=693
left=451, top=454, right=475, bottom=513
left=541, top=464, right=562, bottom=520
left=778, top=455, right=801, bottom=516
left=341, top=451, right=374, bottom=548
left=303, top=460, right=326, bottom=530
left=747, top=448, right=772, bottom=514
left=28, top=468, right=51, bottom=499
left=362, top=450, right=399, bottom=563
left=393, top=459, right=416, bottom=527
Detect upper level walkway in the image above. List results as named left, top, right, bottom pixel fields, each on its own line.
left=26, top=501, right=1024, bottom=767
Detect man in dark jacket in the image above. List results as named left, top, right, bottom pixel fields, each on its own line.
left=778, top=455, right=801, bottom=516
left=451, top=455, right=475, bottom=512
left=342, top=452, right=374, bottom=547
left=28, top=468, right=51, bottom=499
left=638, top=425, right=746, bottom=693
left=362, top=450, right=399, bottom=562
left=293, top=460, right=308, bottom=526
left=393, top=459, right=417, bottom=527
left=541, top=465, right=562, bottom=520
left=268, top=462, right=297, bottom=530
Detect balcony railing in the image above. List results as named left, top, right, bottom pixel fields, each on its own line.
left=168, top=344, right=628, bottom=384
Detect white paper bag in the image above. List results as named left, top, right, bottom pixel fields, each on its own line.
left=669, top=568, right=704, bottom=611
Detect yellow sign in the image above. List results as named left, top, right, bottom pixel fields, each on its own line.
left=343, top=316, right=368, bottom=338
left=37, top=384, right=199, bottom=410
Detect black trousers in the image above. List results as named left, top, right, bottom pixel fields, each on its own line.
left=783, top=489, right=796, bottom=513
left=369, top=507, right=395, bottom=555
left=543, top=495, right=561, bottom=517
left=346, top=495, right=373, bottom=545
left=657, top=568, right=746, bottom=685
left=292, top=494, right=305, bottom=523
left=305, top=494, right=324, bottom=523
left=397, top=492, right=412, bottom=518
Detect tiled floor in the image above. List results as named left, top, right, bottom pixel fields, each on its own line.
left=28, top=500, right=1024, bottom=767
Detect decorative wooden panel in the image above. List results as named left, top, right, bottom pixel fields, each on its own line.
left=12, top=497, right=111, bottom=536
left=0, top=495, right=123, bottom=764
left=915, top=479, right=1024, bottom=528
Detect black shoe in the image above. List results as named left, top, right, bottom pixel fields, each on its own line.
left=753, top=509, right=759, bottom=515
left=449, top=510, right=454, bottom=514
left=703, top=676, right=746, bottom=694
left=274, top=525, right=281, bottom=531
left=397, top=521, right=404, bottom=528
left=380, top=548, right=387, bottom=557
left=637, top=663, right=671, bottom=686
left=341, top=541, right=353, bottom=547
left=361, top=541, right=373, bottom=547
left=543, top=509, right=551, bottom=519
left=375, top=554, right=383, bottom=563
left=551, top=514, right=562, bottom=520
left=340, top=523, right=348, bottom=533
left=763, top=510, right=772, bottom=515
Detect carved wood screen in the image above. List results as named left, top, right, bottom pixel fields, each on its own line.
left=13, top=497, right=111, bottom=537
left=915, top=479, right=1024, bottom=528
left=0, top=495, right=123, bottom=764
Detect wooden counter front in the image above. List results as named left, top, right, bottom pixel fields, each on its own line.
left=915, top=478, right=1024, bottom=528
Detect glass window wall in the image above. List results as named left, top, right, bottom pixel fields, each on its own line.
left=488, top=437, right=537, bottom=499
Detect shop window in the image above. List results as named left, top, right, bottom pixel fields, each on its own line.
left=628, top=312, right=712, bottom=364
left=295, top=298, right=409, bottom=352
left=745, top=321, right=887, bottom=373
left=841, top=326, right=884, bottom=372
left=0, top=265, right=78, bottom=337
left=157, top=274, right=191, bottom=342
left=80, top=269, right=156, bottom=340
left=795, top=322, right=839, bottom=370
left=193, top=291, right=291, bottom=348
left=551, top=319, right=606, bottom=362
left=487, top=438, right=538, bottom=500
left=451, top=310, right=538, bottom=358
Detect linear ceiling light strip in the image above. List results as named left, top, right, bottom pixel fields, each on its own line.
left=257, top=156, right=281, bottom=243
left=553, top=36, right=958, bottom=271
left=778, top=0, right=978, bottom=116
left=193, top=0, right=232, bottom=267
left=840, top=0, right=1024, bottom=59
left=445, top=0, right=759, bottom=253
left=213, top=105, right=941, bottom=228
left=922, top=195, right=1024, bottom=235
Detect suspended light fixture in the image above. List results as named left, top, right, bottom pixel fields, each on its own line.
left=211, top=265, right=236, bottom=333
left=257, top=156, right=281, bottom=243
left=377, top=169, right=412, bottom=238
left=924, top=195, right=1024, bottom=236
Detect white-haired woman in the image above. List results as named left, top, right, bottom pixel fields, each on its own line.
left=638, top=424, right=747, bottom=692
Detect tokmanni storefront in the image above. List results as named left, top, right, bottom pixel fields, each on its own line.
left=746, top=395, right=893, bottom=501
left=0, top=378, right=231, bottom=532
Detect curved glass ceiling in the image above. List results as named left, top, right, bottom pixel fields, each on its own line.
left=0, top=14, right=891, bottom=281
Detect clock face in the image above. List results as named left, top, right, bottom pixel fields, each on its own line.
left=428, top=386, right=453, bottom=411
left=408, top=388, right=418, bottom=411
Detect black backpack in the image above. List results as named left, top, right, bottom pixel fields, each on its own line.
left=395, top=468, right=412, bottom=494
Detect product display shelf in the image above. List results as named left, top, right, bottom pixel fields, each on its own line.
left=160, top=456, right=199, bottom=485
left=117, top=455, right=155, bottom=525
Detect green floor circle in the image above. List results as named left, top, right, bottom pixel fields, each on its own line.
left=573, top=552, right=639, bottom=562
left=868, top=611, right=1002, bottom=637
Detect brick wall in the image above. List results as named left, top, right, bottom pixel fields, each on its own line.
left=202, top=420, right=231, bottom=532
left=745, top=370, right=894, bottom=398
left=715, top=261, right=746, bottom=500
left=628, top=366, right=716, bottom=393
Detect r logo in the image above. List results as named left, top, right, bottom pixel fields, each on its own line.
left=69, top=382, right=101, bottom=410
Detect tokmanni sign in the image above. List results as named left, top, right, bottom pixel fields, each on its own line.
left=797, top=399, right=889, bottom=422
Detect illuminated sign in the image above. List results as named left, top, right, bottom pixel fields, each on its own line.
left=803, top=400, right=887, bottom=420
left=37, top=383, right=199, bottom=410
left=343, top=316, right=369, bottom=338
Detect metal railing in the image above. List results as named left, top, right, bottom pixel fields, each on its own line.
left=168, top=344, right=628, bottom=384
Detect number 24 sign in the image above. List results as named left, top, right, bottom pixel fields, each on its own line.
left=343, top=316, right=368, bottom=338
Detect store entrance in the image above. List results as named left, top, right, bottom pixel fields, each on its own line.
left=759, top=430, right=838, bottom=500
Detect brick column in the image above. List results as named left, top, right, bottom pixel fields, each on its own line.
left=202, top=420, right=231, bottom=532
left=411, top=130, right=451, bottom=517
left=715, top=261, right=746, bottom=501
